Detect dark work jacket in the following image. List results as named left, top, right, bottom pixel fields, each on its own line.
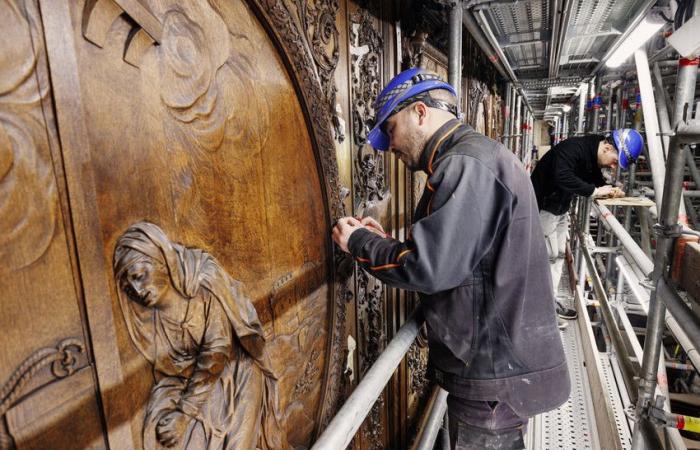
left=348, top=120, right=570, bottom=418
left=530, top=135, right=607, bottom=215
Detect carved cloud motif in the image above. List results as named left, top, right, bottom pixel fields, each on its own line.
left=159, top=3, right=231, bottom=152
left=0, top=0, right=57, bottom=271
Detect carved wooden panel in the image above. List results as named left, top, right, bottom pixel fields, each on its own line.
left=30, top=0, right=348, bottom=447
left=348, top=3, right=389, bottom=448
left=0, top=0, right=106, bottom=448
left=3, top=0, right=439, bottom=448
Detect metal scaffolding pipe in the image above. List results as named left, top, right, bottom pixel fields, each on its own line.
left=606, top=82, right=614, bottom=132
left=312, top=311, right=423, bottom=450
left=448, top=1, right=463, bottom=100
left=632, top=131, right=691, bottom=450
left=579, top=231, right=638, bottom=402
left=616, top=256, right=700, bottom=371
left=652, top=62, right=672, bottom=154
left=515, top=95, right=523, bottom=156
left=671, top=59, right=698, bottom=129
left=504, top=83, right=512, bottom=148
left=686, top=150, right=700, bottom=188
left=593, top=203, right=653, bottom=275
left=592, top=78, right=602, bottom=133
left=411, top=386, right=449, bottom=450
left=635, top=49, right=669, bottom=213
left=578, top=83, right=587, bottom=135
left=615, top=84, right=624, bottom=129
left=675, top=119, right=700, bottom=142
left=658, top=278, right=700, bottom=370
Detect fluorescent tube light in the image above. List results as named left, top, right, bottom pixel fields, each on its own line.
left=605, top=17, right=663, bottom=68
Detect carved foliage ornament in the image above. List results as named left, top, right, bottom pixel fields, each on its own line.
left=291, top=0, right=344, bottom=142
left=350, top=7, right=386, bottom=212
left=350, top=8, right=382, bottom=148
left=349, top=6, right=386, bottom=447
left=0, top=338, right=84, bottom=418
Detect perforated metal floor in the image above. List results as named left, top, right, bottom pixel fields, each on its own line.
left=526, top=266, right=634, bottom=450
left=528, top=319, right=600, bottom=450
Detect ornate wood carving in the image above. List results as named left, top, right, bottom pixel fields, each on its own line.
left=289, top=0, right=344, bottom=142
left=349, top=8, right=381, bottom=148
left=467, top=77, right=487, bottom=131
left=0, top=339, right=85, bottom=418
left=246, top=0, right=350, bottom=434
left=349, top=4, right=387, bottom=448
left=407, top=326, right=429, bottom=400
left=82, top=0, right=163, bottom=67
left=402, top=30, right=429, bottom=69
left=113, top=222, right=290, bottom=449
left=0, top=0, right=58, bottom=272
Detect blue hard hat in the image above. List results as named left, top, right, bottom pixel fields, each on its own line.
left=612, top=128, right=644, bottom=170
left=367, top=67, right=457, bottom=151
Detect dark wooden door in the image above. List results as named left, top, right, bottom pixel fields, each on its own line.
left=2, top=0, right=347, bottom=448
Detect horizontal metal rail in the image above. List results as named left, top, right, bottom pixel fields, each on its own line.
left=578, top=229, right=638, bottom=402
left=312, top=309, right=423, bottom=450
left=593, top=203, right=653, bottom=276
left=594, top=203, right=700, bottom=368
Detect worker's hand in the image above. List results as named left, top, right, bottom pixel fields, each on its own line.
left=611, top=186, right=625, bottom=198
left=332, top=217, right=363, bottom=254
left=593, top=185, right=618, bottom=198
left=360, top=216, right=387, bottom=238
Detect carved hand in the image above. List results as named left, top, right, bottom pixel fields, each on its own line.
left=156, top=410, right=190, bottom=448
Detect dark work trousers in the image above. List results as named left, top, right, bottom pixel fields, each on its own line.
left=447, top=395, right=527, bottom=450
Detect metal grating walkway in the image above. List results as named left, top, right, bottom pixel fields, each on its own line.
left=527, top=273, right=632, bottom=449
left=528, top=318, right=600, bottom=450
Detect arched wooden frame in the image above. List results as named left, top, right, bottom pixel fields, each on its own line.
left=244, top=0, right=348, bottom=436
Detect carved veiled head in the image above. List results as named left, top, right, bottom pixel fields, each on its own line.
left=113, top=224, right=174, bottom=309
left=114, top=250, right=170, bottom=308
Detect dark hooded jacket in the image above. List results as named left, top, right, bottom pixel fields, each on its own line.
left=530, top=135, right=607, bottom=215
left=348, top=119, right=570, bottom=418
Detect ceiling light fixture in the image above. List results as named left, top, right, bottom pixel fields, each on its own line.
left=605, top=14, right=664, bottom=68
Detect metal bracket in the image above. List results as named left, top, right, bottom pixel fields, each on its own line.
left=652, top=222, right=683, bottom=238
left=645, top=396, right=670, bottom=427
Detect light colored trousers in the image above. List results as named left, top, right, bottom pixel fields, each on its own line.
left=539, top=210, right=570, bottom=295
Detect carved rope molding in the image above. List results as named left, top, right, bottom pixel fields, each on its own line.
left=249, top=0, right=348, bottom=433
left=0, top=338, right=85, bottom=417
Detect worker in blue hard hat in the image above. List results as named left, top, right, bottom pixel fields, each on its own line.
left=530, top=128, right=644, bottom=326
left=333, top=67, right=569, bottom=450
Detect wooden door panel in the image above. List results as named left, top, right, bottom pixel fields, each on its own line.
left=43, top=0, right=336, bottom=448
left=0, top=1, right=106, bottom=448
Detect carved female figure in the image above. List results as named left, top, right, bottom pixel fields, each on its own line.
left=113, top=222, right=289, bottom=449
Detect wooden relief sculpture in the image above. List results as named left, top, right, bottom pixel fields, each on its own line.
left=349, top=4, right=388, bottom=448
left=0, top=0, right=58, bottom=271
left=113, top=222, right=290, bottom=450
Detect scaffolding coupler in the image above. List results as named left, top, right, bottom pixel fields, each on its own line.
left=647, top=395, right=700, bottom=433
left=652, top=222, right=683, bottom=239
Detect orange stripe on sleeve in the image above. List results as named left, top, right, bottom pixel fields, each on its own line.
left=371, top=263, right=401, bottom=271
left=397, top=249, right=413, bottom=259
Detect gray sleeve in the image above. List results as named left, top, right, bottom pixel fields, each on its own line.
left=348, top=155, right=513, bottom=294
